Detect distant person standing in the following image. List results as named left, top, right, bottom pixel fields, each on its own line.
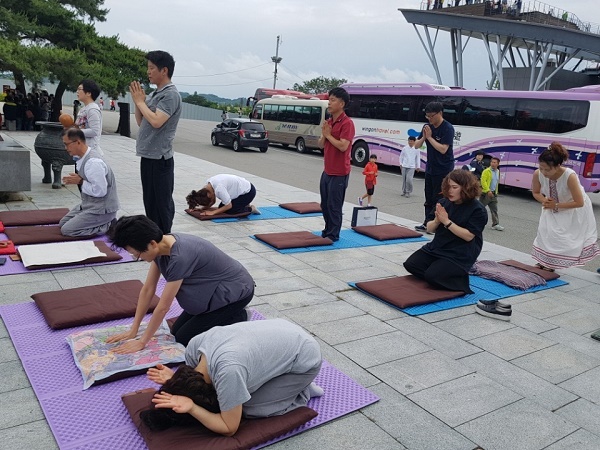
left=469, top=151, right=485, bottom=180
left=400, top=136, right=420, bottom=198
left=318, top=87, right=355, bottom=242
left=74, top=79, right=103, bottom=155
left=480, top=157, right=504, bottom=231
left=99, top=97, right=105, bottom=110
left=110, top=99, right=116, bottom=111
left=413, top=101, right=455, bottom=232
left=130, top=50, right=182, bottom=234
left=221, top=110, right=228, bottom=121
left=359, top=154, right=378, bottom=207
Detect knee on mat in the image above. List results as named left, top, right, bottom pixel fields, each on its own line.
left=60, top=221, right=79, bottom=237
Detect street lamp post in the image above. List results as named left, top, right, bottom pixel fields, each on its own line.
left=271, top=35, right=282, bottom=89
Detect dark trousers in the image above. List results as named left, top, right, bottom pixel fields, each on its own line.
left=140, top=156, right=175, bottom=234
left=223, top=184, right=256, bottom=214
left=319, top=172, right=349, bottom=241
left=404, top=249, right=472, bottom=293
left=171, top=290, right=253, bottom=346
left=423, top=173, right=447, bottom=225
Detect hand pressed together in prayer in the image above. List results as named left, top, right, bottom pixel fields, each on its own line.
left=434, top=202, right=449, bottom=223
left=321, top=121, right=332, bottom=139
left=422, top=124, right=432, bottom=140
left=542, top=197, right=558, bottom=210
left=152, top=391, right=195, bottom=414
left=147, top=363, right=175, bottom=385
left=62, top=173, right=82, bottom=185
left=129, top=81, right=147, bottom=105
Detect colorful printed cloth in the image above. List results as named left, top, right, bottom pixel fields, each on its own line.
left=67, top=321, right=185, bottom=390
left=470, top=260, right=546, bottom=290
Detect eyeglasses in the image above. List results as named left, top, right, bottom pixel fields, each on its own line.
left=425, top=112, right=440, bottom=119
left=63, top=140, right=78, bottom=147
left=76, top=87, right=84, bottom=91
left=129, top=249, right=144, bottom=262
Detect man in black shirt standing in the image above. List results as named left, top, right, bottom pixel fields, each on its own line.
left=414, top=102, right=455, bottom=232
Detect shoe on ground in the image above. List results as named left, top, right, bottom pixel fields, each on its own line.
left=250, top=204, right=261, bottom=215
left=479, top=299, right=511, bottom=309
left=491, top=224, right=505, bottom=231
left=358, top=197, right=363, bottom=206
left=591, top=329, right=600, bottom=341
left=405, top=193, right=411, bottom=198
left=475, top=302, right=512, bottom=321
left=415, top=224, right=427, bottom=232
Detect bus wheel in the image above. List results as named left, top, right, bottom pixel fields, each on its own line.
left=351, top=141, right=369, bottom=167
left=296, top=138, right=307, bottom=153
left=211, top=134, right=219, bottom=146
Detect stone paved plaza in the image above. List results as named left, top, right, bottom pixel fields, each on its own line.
left=1, top=129, right=600, bottom=450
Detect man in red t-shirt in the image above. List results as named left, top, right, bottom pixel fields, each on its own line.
left=317, top=87, right=356, bottom=241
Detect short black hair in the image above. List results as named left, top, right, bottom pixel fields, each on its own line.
left=424, top=101, right=443, bottom=114
left=146, top=50, right=176, bottom=78
left=369, top=154, right=377, bottom=160
left=79, top=79, right=101, bottom=100
left=108, top=215, right=163, bottom=252
left=408, top=136, right=416, bottom=141
left=475, top=150, right=485, bottom=156
left=328, top=87, right=350, bottom=107
left=491, top=156, right=501, bottom=163
left=63, top=127, right=86, bottom=142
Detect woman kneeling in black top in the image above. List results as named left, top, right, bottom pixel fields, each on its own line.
left=404, top=169, right=487, bottom=293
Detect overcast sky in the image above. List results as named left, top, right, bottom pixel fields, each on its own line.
left=94, top=0, right=598, bottom=99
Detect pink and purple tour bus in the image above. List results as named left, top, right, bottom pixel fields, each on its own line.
left=342, top=82, right=600, bottom=192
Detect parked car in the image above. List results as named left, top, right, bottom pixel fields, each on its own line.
left=211, top=118, right=269, bottom=153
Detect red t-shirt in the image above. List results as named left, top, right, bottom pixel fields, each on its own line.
left=323, top=113, right=355, bottom=176
left=363, top=161, right=378, bottom=186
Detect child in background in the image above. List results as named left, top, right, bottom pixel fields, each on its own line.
left=359, top=155, right=378, bottom=206
left=400, top=136, right=420, bottom=197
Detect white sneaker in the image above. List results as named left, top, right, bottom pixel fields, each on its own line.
left=491, top=224, right=504, bottom=231
left=250, top=205, right=261, bottom=215
left=358, top=197, right=363, bottom=206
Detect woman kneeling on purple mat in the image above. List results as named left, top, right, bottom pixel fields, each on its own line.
left=141, top=319, right=323, bottom=436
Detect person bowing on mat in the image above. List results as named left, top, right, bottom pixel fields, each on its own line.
left=186, top=174, right=260, bottom=216
left=140, top=319, right=323, bottom=436
left=106, top=215, right=255, bottom=353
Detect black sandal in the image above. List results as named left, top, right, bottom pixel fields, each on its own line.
left=535, top=263, right=555, bottom=272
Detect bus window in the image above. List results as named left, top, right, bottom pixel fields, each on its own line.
left=437, top=96, right=463, bottom=125
left=252, top=104, right=263, bottom=120
left=462, top=97, right=515, bottom=129
left=263, top=104, right=277, bottom=121
left=515, top=99, right=589, bottom=133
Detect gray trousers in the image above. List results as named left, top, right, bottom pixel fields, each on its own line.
left=402, top=168, right=416, bottom=195
left=480, top=193, right=499, bottom=226
left=59, top=205, right=115, bottom=237
left=243, top=359, right=322, bottom=418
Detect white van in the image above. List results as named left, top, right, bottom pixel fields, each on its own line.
left=251, top=96, right=329, bottom=153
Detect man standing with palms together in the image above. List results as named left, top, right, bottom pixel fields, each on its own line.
left=130, top=50, right=182, bottom=233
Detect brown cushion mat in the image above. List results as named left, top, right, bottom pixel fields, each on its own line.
left=279, top=202, right=322, bottom=214
left=122, top=388, right=318, bottom=450
left=25, top=241, right=121, bottom=270
left=32, top=279, right=160, bottom=329
left=352, top=224, right=423, bottom=240
left=185, top=208, right=252, bottom=221
left=254, top=231, right=333, bottom=249
left=0, top=208, right=69, bottom=226
left=5, top=225, right=95, bottom=245
left=499, top=259, right=560, bottom=281
left=356, top=275, right=464, bottom=309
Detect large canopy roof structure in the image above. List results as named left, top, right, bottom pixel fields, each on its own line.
left=399, top=2, right=600, bottom=90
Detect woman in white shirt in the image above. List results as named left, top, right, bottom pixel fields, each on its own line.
left=186, top=174, right=259, bottom=216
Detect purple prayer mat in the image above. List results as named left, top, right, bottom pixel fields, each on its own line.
left=0, top=280, right=379, bottom=450
left=0, top=233, right=134, bottom=276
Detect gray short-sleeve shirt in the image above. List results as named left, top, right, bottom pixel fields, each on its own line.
left=136, top=83, right=182, bottom=160
left=185, top=319, right=322, bottom=413
left=155, top=234, right=254, bottom=314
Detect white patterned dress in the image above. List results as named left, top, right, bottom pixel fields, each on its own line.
left=532, top=167, right=600, bottom=268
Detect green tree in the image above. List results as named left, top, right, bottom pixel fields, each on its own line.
left=183, top=92, right=219, bottom=109
left=0, top=0, right=146, bottom=120
left=292, top=76, right=348, bottom=94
